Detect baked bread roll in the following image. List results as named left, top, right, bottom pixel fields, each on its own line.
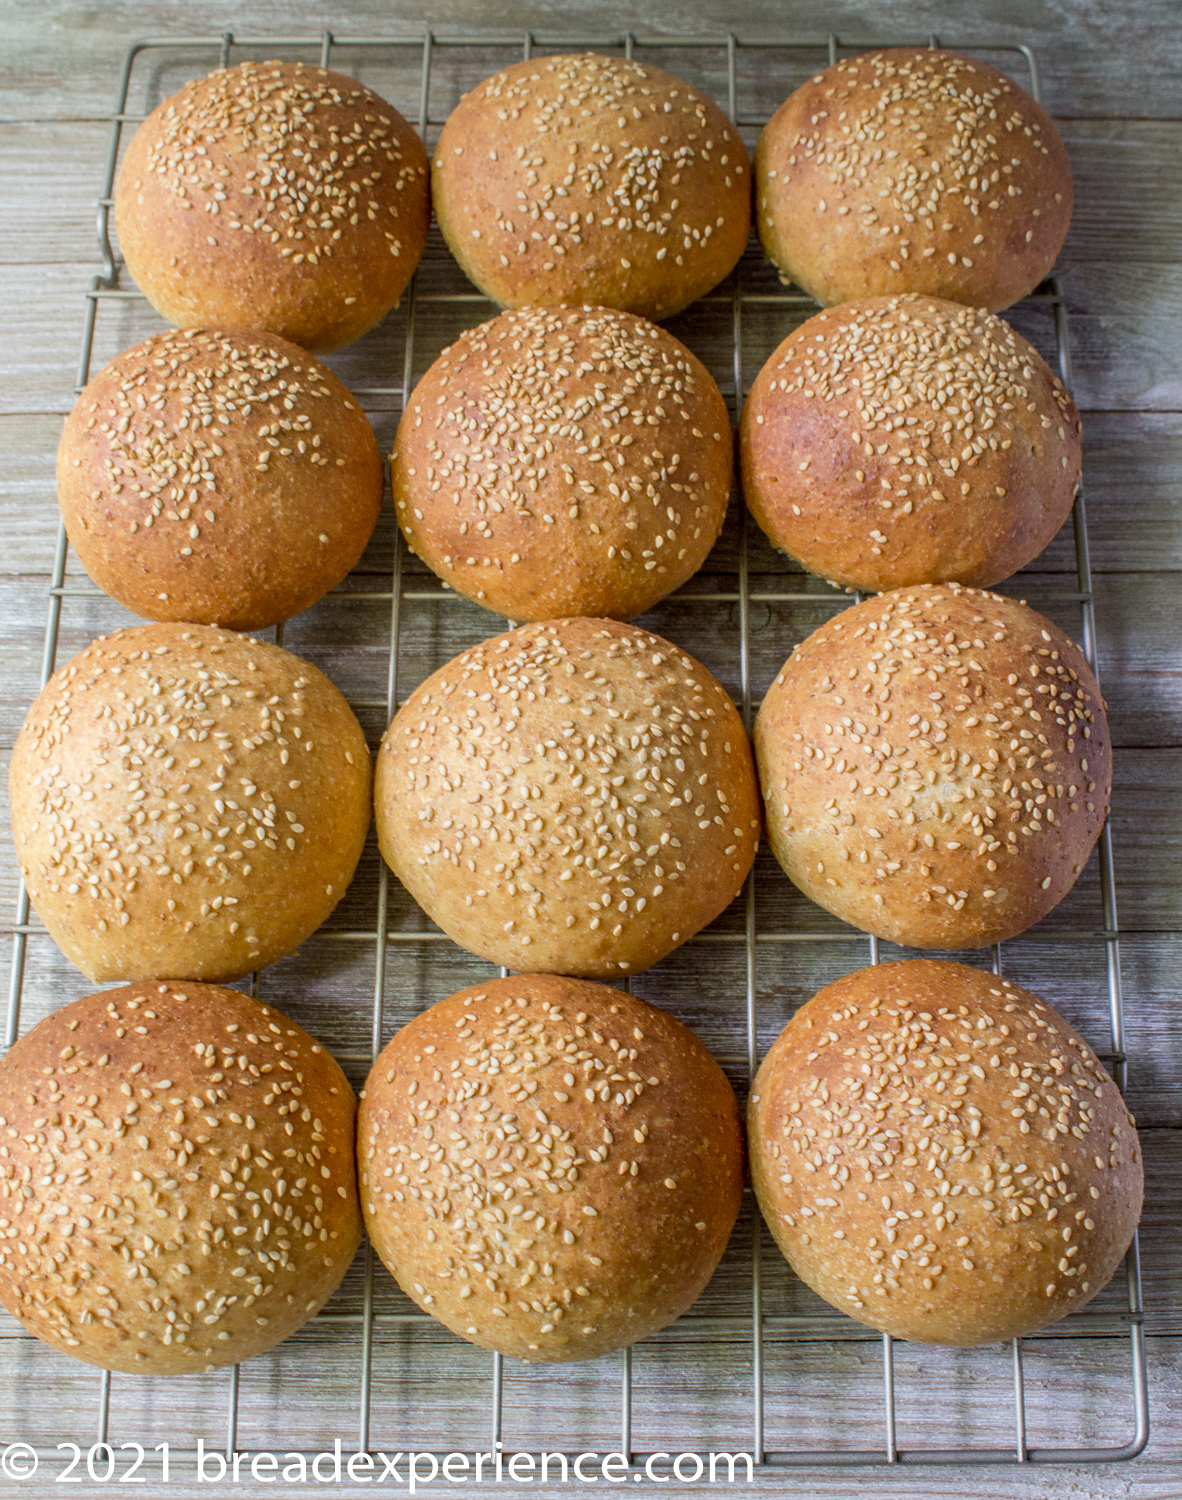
left=114, top=61, right=429, bottom=352
left=10, top=623, right=371, bottom=982
left=740, top=294, right=1082, bottom=592
left=392, top=306, right=732, bottom=620
left=359, top=973, right=743, bottom=1361
left=431, top=53, right=751, bottom=321
left=375, top=618, right=760, bottom=976
left=754, top=584, right=1110, bottom=949
left=756, top=48, right=1072, bottom=311
left=58, top=327, right=384, bottom=630
left=0, top=982, right=361, bottom=1374
left=749, top=960, right=1142, bottom=1345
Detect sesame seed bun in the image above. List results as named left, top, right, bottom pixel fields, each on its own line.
left=374, top=618, right=760, bottom=977
left=9, top=624, right=371, bottom=983
left=359, top=973, right=742, bottom=1362
left=749, top=960, right=1142, bottom=1345
left=754, top=584, right=1110, bottom=949
left=740, top=295, right=1082, bottom=593
left=57, top=328, right=384, bottom=631
left=431, top=53, right=751, bottom=321
left=114, top=61, right=429, bottom=353
left=755, top=49, right=1072, bottom=312
left=392, top=306, right=732, bottom=620
left=0, top=982, right=361, bottom=1374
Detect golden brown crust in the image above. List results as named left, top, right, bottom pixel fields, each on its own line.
left=359, top=974, right=743, bottom=1361
left=9, top=623, right=372, bottom=982
left=0, top=982, right=361, bottom=1374
left=392, top=306, right=732, bottom=620
left=431, top=53, right=751, bottom=321
left=755, top=49, right=1072, bottom=312
left=739, top=295, right=1082, bottom=592
left=748, top=960, right=1142, bottom=1345
left=374, top=618, right=760, bottom=977
left=57, top=328, right=384, bottom=630
left=753, top=584, right=1111, bottom=949
left=114, top=61, right=429, bottom=352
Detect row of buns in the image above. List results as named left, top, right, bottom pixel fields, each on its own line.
left=112, top=49, right=1072, bottom=353
left=10, top=594, right=1110, bottom=983
left=0, top=963, right=1141, bottom=1373
left=59, top=296, right=1083, bottom=636
left=5, top=41, right=1139, bottom=1378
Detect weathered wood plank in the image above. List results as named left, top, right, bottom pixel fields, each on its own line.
left=3, top=0, right=1182, bottom=123
left=0, top=121, right=108, bottom=266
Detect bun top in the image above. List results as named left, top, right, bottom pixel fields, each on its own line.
left=374, top=618, right=760, bottom=977
left=115, top=61, right=429, bottom=351
left=740, top=294, right=1082, bottom=592
left=748, top=960, right=1143, bottom=1345
left=0, top=982, right=361, bottom=1374
left=754, top=584, right=1111, bottom=949
left=9, top=623, right=371, bottom=983
left=756, top=48, right=1072, bottom=311
left=392, top=305, right=732, bottom=621
left=57, top=326, right=383, bottom=630
left=431, top=53, right=751, bottom=320
left=359, top=973, right=744, bottom=1362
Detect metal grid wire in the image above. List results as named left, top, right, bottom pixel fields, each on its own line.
left=2, top=24, right=1149, bottom=1474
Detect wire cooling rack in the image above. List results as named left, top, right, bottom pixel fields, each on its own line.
left=0, top=24, right=1148, bottom=1483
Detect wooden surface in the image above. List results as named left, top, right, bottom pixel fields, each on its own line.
left=1, top=2, right=1180, bottom=1496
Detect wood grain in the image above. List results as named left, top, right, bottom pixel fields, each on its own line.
left=4, top=0, right=1182, bottom=121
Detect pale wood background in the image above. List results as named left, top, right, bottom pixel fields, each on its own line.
left=1, top=2, right=1180, bottom=1496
